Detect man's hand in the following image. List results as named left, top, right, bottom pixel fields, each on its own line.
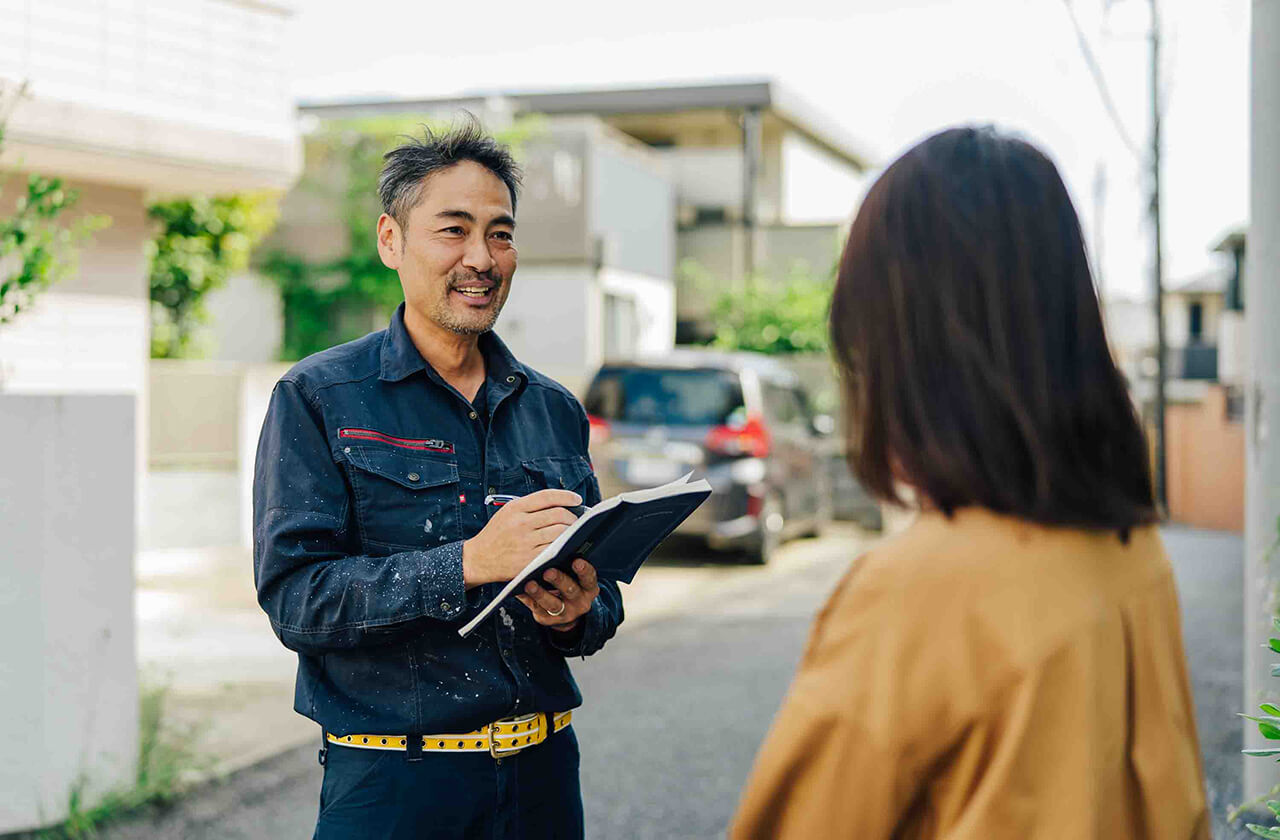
left=516, top=559, right=600, bottom=632
left=462, top=489, right=581, bottom=589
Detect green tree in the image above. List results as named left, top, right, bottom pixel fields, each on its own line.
left=148, top=192, right=278, bottom=359
left=260, top=116, right=539, bottom=361
left=0, top=81, right=108, bottom=324
left=704, top=260, right=834, bottom=355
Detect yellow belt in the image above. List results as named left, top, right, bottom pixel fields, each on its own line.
left=327, top=711, right=572, bottom=759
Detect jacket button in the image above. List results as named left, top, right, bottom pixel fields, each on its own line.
left=488, top=487, right=496, bottom=495
left=469, top=411, right=478, bottom=420
left=407, top=472, right=420, bottom=482
left=441, top=601, right=452, bottom=612
left=506, top=375, right=516, bottom=383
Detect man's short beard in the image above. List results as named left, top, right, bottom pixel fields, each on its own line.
left=431, top=272, right=507, bottom=336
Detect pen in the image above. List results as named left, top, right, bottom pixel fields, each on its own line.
left=484, top=493, right=587, bottom=517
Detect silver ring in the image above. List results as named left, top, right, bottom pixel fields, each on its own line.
left=545, top=601, right=566, bottom=617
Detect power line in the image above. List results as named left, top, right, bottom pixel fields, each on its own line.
left=1060, top=0, right=1144, bottom=161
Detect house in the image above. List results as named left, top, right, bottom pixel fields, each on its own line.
left=1104, top=229, right=1247, bottom=532
left=0, top=1, right=301, bottom=831
left=298, top=78, right=872, bottom=347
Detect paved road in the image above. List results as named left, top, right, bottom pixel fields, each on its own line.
left=102, top=525, right=1247, bottom=839
left=1164, top=527, right=1249, bottom=839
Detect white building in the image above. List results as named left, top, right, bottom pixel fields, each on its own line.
left=0, top=1, right=300, bottom=832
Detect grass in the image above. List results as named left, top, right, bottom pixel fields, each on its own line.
left=26, top=680, right=208, bottom=839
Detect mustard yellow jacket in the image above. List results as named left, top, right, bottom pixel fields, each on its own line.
left=731, top=509, right=1209, bottom=840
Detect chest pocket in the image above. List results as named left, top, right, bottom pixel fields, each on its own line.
left=522, top=455, right=597, bottom=501
left=342, top=446, right=462, bottom=550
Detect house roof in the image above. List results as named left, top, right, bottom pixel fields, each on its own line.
left=299, top=78, right=872, bottom=172
left=1167, top=267, right=1229, bottom=296
left=1212, top=228, right=1246, bottom=254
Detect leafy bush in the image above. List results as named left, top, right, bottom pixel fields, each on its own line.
left=1, top=81, right=108, bottom=325
left=148, top=193, right=278, bottom=359
left=1238, top=519, right=1280, bottom=838
left=704, top=261, right=834, bottom=355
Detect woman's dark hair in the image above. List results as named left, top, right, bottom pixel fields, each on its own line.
left=830, top=126, right=1156, bottom=533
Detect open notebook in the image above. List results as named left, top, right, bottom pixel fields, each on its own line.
left=458, top=472, right=713, bottom=637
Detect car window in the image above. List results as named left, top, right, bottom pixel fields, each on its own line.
left=585, top=368, right=745, bottom=426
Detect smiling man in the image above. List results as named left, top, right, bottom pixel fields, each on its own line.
left=253, top=120, right=623, bottom=839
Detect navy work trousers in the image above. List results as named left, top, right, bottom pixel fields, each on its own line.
left=313, top=726, right=583, bottom=839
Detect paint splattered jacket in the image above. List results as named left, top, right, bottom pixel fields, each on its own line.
left=253, top=303, right=623, bottom=736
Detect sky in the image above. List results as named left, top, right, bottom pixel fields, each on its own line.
left=286, top=0, right=1250, bottom=301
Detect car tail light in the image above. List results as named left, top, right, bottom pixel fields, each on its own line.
left=746, top=492, right=764, bottom=517
left=587, top=414, right=611, bottom=446
left=706, top=414, right=771, bottom=458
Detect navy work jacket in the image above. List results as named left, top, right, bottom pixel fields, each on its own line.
left=253, top=304, right=623, bottom=737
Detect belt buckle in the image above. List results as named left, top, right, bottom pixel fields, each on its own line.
left=487, top=721, right=507, bottom=759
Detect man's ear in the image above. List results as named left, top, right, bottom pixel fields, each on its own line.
left=376, top=213, right=403, bottom=269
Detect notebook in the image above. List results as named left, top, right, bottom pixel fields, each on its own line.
left=458, top=472, right=713, bottom=637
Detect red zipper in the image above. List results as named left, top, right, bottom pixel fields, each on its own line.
left=338, top=428, right=455, bottom=453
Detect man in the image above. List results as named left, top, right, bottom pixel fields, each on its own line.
left=253, top=120, right=623, bottom=839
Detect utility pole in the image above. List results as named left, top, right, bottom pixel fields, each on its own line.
left=1148, top=0, right=1168, bottom=511
left=1061, top=0, right=1167, bottom=507
left=1244, top=0, right=1280, bottom=799
left=741, top=106, right=762, bottom=290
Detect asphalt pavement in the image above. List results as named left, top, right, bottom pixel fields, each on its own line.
left=98, top=524, right=1248, bottom=840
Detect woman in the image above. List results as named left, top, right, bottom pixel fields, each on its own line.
left=731, top=127, right=1209, bottom=839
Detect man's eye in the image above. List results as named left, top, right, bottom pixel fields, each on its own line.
left=441, top=226, right=465, bottom=235
left=492, top=231, right=514, bottom=241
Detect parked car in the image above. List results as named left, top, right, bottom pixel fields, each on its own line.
left=582, top=350, right=835, bottom=564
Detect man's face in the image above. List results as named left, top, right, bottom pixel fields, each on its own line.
left=377, top=160, right=517, bottom=336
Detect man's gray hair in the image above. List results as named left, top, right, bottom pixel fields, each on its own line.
left=378, top=116, right=522, bottom=227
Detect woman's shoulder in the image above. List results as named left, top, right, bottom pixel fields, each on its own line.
left=814, top=509, right=1171, bottom=671
left=851, top=508, right=1167, bottom=594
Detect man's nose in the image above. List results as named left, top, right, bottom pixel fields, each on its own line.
left=461, top=233, right=494, bottom=274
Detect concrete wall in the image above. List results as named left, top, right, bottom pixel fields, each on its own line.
left=598, top=266, right=676, bottom=361
left=1166, top=385, right=1245, bottom=532
left=652, top=139, right=785, bottom=225
left=1244, top=0, right=1280, bottom=795
left=0, top=180, right=149, bottom=394
left=149, top=361, right=244, bottom=469
left=498, top=262, right=593, bottom=395
left=0, top=395, right=137, bottom=833
left=589, top=137, right=675, bottom=280
left=203, top=270, right=283, bottom=363
left=516, top=127, right=593, bottom=264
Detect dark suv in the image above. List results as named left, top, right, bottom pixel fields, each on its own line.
left=582, top=350, right=834, bottom=564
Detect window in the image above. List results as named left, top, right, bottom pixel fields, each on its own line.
left=1189, top=301, right=1204, bottom=343
left=603, top=293, right=638, bottom=361
left=584, top=368, right=744, bottom=427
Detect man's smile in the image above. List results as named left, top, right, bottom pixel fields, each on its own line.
left=451, top=277, right=499, bottom=306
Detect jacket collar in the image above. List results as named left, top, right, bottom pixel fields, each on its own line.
left=379, top=302, right=528, bottom=391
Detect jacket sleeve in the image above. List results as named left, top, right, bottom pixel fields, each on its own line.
left=546, top=403, right=624, bottom=657
left=252, top=378, right=468, bottom=655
